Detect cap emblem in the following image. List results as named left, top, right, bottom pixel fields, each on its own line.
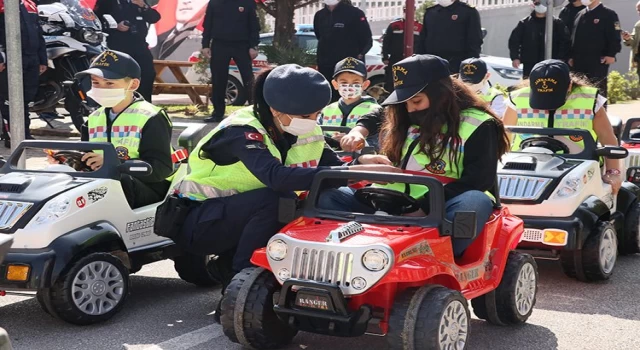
left=534, top=78, right=557, bottom=93
left=94, top=51, right=119, bottom=68
left=393, top=65, right=408, bottom=87
left=462, top=64, right=476, bottom=76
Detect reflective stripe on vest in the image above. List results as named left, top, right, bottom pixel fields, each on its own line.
left=511, top=86, right=598, bottom=152
left=179, top=107, right=325, bottom=201
left=377, top=109, right=494, bottom=200
left=480, top=87, right=503, bottom=103
left=320, top=101, right=380, bottom=131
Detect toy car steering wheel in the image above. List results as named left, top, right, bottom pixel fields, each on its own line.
left=354, top=188, right=421, bottom=215
left=520, top=137, right=570, bottom=154
left=49, top=150, right=91, bottom=171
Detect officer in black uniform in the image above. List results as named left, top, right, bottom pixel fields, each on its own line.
left=0, top=0, right=47, bottom=145
left=416, top=0, right=483, bottom=72
left=381, top=6, right=423, bottom=92
left=509, top=2, right=570, bottom=77
left=569, top=0, right=621, bottom=98
left=94, top=0, right=161, bottom=102
left=559, top=0, right=586, bottom=34
left=314, top=0, right=373, bottom=102
left=200, top=0, right=260, bottom=123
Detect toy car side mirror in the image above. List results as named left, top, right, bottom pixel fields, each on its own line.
left=452, top=211, right=477, bottom=240
left=595, top=146, right=628, bottom=159
left=117, top=160, right=153, bottom=176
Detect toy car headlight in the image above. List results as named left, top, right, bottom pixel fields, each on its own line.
left=33, top=196, right=71, bottom=226
left=362, top=249, right=389, bottom=272
left=267, top=239, right=287, bottom=261
left=553, top=175, right=583, bottom=199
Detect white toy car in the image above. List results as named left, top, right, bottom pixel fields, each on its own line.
left=620, top=117, right=640, bottom=184
left=497, top=126, right=640, bottom=282
left=0, top=125, right=219, bottom=325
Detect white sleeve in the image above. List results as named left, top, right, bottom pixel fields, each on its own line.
left=491, top=95, right=507, bottom=119
left=594, top=94, right=607, bottom=114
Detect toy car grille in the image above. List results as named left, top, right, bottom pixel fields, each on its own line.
left=291, top=247, right=354, bottom=285
left=626, top=154, right=640, bottom=168
left=0, top=201, right=32, bottom=230
left=523, top=228, right=544, bottom=242
left=498, top=175, right=552, bottom=200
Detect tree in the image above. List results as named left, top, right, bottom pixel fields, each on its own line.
left=257, top=7, right=272, bottom=33
left=416, top=1, right=436, bottom=23
left=257, top=0, right=322, bottom=48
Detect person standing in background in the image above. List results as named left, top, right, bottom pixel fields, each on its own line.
left=509, top=0, right=570, bottom=78
left=569, top=0, right=621, bottom=98
left=314, top=0, right=373, bottom=102
left=0, top=0, right=48, bottom=146
left=559, top=0, right=586, bottom=34
left=416, top=0, right=483, bottom=72
left=94, top=0, right=161, bottom=102
left=622, top=1, right=640, bottom=81
left=381, top=5, right=422, bottom=93
left=200, top=0, right=260, bottom=123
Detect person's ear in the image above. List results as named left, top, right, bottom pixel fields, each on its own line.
left=485, top=72, right=491, bottom=81
left=128, top=79, right=141, bottom=91
left=362, top=79, right=371, bottom=90
left=331, top=79, right=340, bottom=90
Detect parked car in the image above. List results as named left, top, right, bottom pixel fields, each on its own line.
left=186, top=28, right=522, bottom=106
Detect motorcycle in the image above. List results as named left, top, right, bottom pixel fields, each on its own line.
left=33, top=0, right=113, bottom=132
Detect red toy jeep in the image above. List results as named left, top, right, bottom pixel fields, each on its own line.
left=220, top=170, right=538, bottom=350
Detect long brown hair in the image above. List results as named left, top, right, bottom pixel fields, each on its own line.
left=380, top=77, right=510, bottom=175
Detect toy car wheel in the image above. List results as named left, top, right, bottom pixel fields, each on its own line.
left=220, top=267, right=297, bottom=349
left=387, top=285, right=470, bottom=350
left=173, top=253, right=220, bottom=287
left=581, top=222, right=618, bottom=281
left=620, top=201, right=640, bottom=255
left=49, top=252, right=129, bottom=325
left=494, top=252, right=538, bottom=324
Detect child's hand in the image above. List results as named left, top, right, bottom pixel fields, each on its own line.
left=331, top=132, right=346, bottom=141
left=81, top=152, right=104, bottom=171
left=340, top=133, right=365, bottom=152
left=46, top=155, right=58, bottom=165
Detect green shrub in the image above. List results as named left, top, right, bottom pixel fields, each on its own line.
left=624, top=71, right=640, bottom=100
left=260, top=44, right=316, bottom=66
left=192, top=53, right=211, bottom=85
left=607, top=70, right=630, bottom=104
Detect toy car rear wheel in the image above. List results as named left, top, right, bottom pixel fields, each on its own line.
left=581, top=222, right=618, bottom=281
left=173, top=253, right=220, bottom=287
left=220, top=267, right=297, bottom=349
left=387, top=285, right=470, bottom=350
left=49, top=252, right=129, bottom=325
left=620, top=201, right=640, bottom=255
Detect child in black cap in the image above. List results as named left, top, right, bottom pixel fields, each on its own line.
left=503, top=59, right=622, bottom=194
left=49, top=50, right=176, bottom=209
left=459, top=58, right=507, bottom=119
left=317, top=57, right=382, bottom=150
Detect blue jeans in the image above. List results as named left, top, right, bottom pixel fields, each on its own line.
left=318, top=187, right=493, bottom=256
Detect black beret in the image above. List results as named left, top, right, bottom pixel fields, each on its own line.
left=263, top=64, right=332, bottom=115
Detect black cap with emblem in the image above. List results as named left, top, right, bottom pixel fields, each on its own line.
left=459, top=58, right=487, bottom=84
left=381, top=54, right=451, bottom=106
left=528, top=59, right=571, bottom=110
left=333, top=57, right=367, bottom=78
left=75, top=50, right=142, bottom=80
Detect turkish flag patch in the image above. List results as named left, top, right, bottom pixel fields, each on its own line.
left=245, top=132, right=264, bottom=142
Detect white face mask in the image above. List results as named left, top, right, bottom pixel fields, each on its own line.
left=437, top=0, right=454, bottom=7
left=534, top=4, right=547, bottom=13
left=581, top=0, right=592, bottom=6
left=338, top=84, right=363, bottom=99
left=87, top=87, right=127, bottom=108
left=277, top=114, right=318, bottom=136
left=324, top=0, right=340, bottom=6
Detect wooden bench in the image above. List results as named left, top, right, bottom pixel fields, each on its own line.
left=153, top=60, right=210, bottom=106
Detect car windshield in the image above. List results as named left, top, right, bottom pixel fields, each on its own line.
left=60, top=0, right=102, bottom=30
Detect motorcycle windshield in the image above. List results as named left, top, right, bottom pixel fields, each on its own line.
left=60, top=0, right=101, bottom=30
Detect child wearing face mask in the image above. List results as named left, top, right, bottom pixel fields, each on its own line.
left=317, top=57, right=382, bottom=150
left=70, top=50, right=175, bottom=209
left=458, top=58, right=507, bottom=119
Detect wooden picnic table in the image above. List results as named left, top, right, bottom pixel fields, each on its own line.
left=152, top=60, right=210, bottom=106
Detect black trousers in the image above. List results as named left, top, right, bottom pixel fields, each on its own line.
left=121, top=175, right=169, bottom=209
left=209, top=41, right=254, bottom=118
left=572, top=56, right=610, bottom=98
left=175, top=188, right=286, bottom=272
left=0, top=56, right=40, bottom=138
left=319, top=63, right=339, bottom=103
left=109, top=42, right=156, bottom=102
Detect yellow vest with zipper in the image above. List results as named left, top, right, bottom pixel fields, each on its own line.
left=179, top=107, right=325, bottom=201
left=510, top=86, right=598, bottom=151
left=320, top=100, right=380, bottom=136
left=378, top=108, right=494, bottom=200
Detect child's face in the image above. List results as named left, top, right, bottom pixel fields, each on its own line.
left=332, top=72, right=370, bottom=100
left=90, top=75, right=139, bottom=91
